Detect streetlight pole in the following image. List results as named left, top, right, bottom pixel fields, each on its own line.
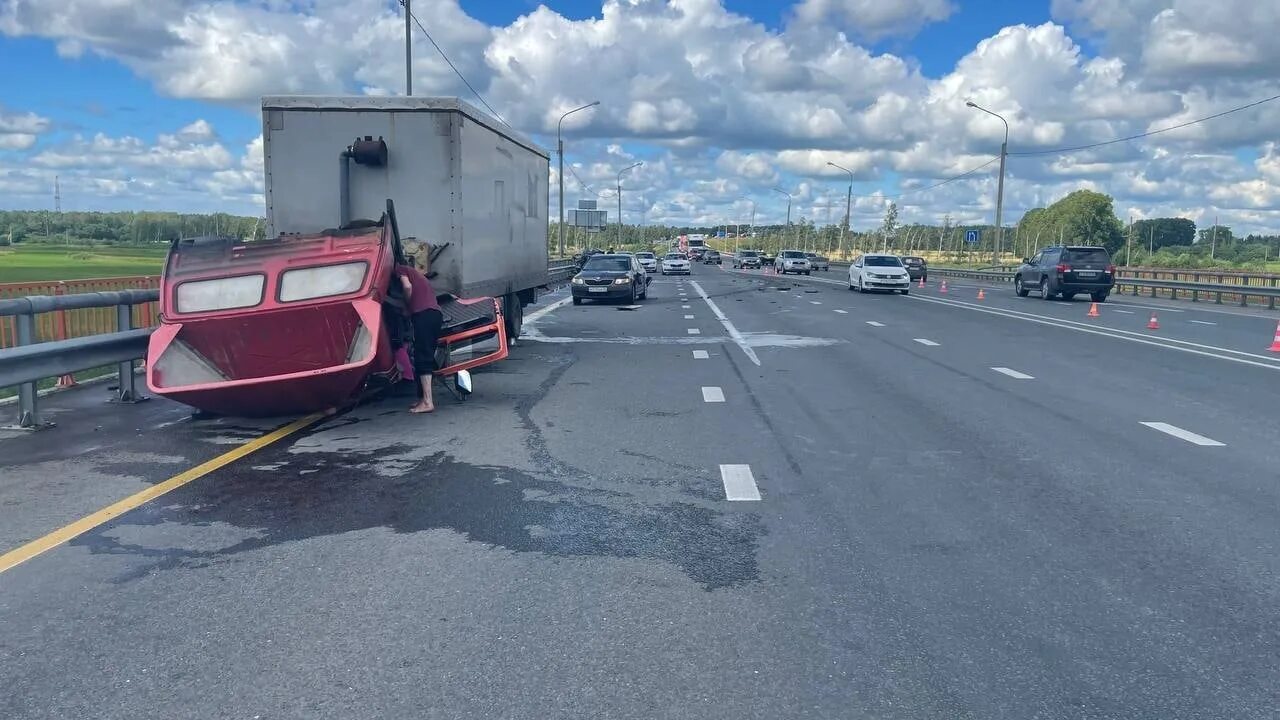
left=738, top=196, right=755, bottom=254
left=826, top=162, right=854, bottom=259
left=966, top=101, right=1009, bottom=266
left=617, top=161, right=642, bottom=247
left=772, top=187, right=792, bottom=251
left=557, top=101, right=600, bottom=258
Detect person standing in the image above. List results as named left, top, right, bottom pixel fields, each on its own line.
left=394, top=256, right=443, bottom=414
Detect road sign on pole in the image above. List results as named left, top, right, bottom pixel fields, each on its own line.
left=965, top=229, right=980, bottom=245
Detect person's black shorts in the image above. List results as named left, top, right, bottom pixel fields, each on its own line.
left=411, top=308, right=444, bottom=376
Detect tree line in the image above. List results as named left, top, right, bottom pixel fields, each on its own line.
left=0, top=210, right=265, bottom=246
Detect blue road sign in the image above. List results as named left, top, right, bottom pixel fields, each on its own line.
left=965, top=229, right=980, bottom=244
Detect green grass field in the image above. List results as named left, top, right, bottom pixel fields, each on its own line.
left=0, top=244, right=167, bottom=284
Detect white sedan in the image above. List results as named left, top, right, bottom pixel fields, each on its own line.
left=660, top=253, right=691, bottom=275
left=849, top=253, right=911, bottom=294
left=635, top=251, right=658, bottom=273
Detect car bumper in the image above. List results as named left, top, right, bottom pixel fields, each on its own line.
left=662, top=266, right=691, bottom=274
left=1058, top=280, right=1115, bottom=292
left=865, top=278, right=910, bottom=289
left=780, top=264, right=810, bottom=272
left=572, top=285, right=635, bottom=299
left=906, top=268, right=926, bottom=279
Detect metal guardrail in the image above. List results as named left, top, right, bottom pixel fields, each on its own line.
left=928, top=267, right=1280, bottom=309
left=1, top=289, right=157, bottom=429
left=547, top=262, right=577, bottom=284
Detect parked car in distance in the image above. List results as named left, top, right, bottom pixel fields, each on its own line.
left=733, top=250, right=762, bottom=269
left=571, top=254, right=650, bottom=305
left=760, top=252, right=776, bottom=267
left=900, top=256, right=927, bottom=281
left=703, top=250, right=722, bottom=264
left=805, top=253, right=830, bottom=271
left=661, top=252, right=692, bottom=275
left=575, top=248, right=605, bottom=268
left=777, top=250, right=812, bottom=275
left=849, top=253, right=911, bottom=294
left=1014, top=245, right=1115, bottom=302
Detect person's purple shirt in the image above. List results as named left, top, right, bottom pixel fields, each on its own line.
left=394, top=264, right=440, bottom=314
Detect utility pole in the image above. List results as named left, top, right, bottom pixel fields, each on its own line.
left=1148, top=224, right=1154, bottom=255
left=772, top=188, right=792, bottom=248
left=1126, top=216, right=1132, bottom=266
left=404, top=0, right=412, bottom=95
left=1211, top=218, right=1218, bottom=260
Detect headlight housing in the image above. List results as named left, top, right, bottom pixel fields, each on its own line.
left=572, top=277, right=585, bottom=285
left=613, top=277, right=631, bottom=285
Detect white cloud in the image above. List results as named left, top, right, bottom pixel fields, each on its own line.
left=0, top=134, right=37, bottom=150
left=792, top=0, right=956, bottom=41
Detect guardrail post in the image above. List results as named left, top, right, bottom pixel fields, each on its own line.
left=1192, top=273, right=1199, bottom=302
left=12, top=313, right=47, bottom=429
left=1270, top=278, right=1277, bottom=311
left=1215, top=274, right=1224, bottom=304
left=111, top=302, right=147, bottom=404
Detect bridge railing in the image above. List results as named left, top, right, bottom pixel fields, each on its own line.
left=0, top=276, right=160, bottom=351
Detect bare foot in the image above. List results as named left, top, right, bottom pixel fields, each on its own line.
left=409, top=402, right=435, bottom=414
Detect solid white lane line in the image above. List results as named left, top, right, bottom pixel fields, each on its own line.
left=719, top=464, right=762, bottom=501
left=833, top=309, right=848, bottom=314
left=691, top=281, right=762, bottom=366
left=866, top=321, right=885, bottom=327
left=687, top=328, right=701, bottom=335
left=1111, top=309, right=1135, bottom=314
left=910, top=294, right=1280, bottom=371
left=702, top=386, right=726, bottom=403
left=1189, top=320, right=1217, bottom=325
left=913, top=338, right=940, bottom=346
left=693, top=350, right=709, bottom=359
left=810, top=301, right=823, bottom=305
left=684, top=314, right=695, bottom=319
left=991, top=367, right=1035, bottom=380
left=524, top=296, right=572, bottom=324
left=1140, top=422, right=1225, bottom=446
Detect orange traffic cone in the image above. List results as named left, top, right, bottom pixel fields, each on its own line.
left=976, top=288, right=985, bottom=300
left=917, top=276, right=925, bottom=288
left=1147, top=313, right=1160, bottom=330
left=940, top=279, right=948, bottom=293
left=1087, top=302, right=1100, bottom=318
left=1268, top=320, right=1280, bottom=352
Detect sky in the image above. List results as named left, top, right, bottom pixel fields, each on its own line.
left=2, top=0, right=1280, bottom=234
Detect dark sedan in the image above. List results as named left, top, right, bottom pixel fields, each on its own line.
left=571, top=254, right=650, bottom=305
left=901, top=256, right=927, bottom=281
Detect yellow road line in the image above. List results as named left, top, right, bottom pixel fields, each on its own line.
left=0, top=412, right=324, bottom=576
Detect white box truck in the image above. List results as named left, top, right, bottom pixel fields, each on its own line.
left=261, top=95, right=551, bottom=337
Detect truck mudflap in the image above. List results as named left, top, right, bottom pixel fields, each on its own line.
left=435, top=296, right=508, bottom=376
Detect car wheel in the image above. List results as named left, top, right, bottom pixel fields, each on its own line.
left=1015, top=276, right=1029, bottom=297
left=1061, top=292, right=1076, bottom=301
left=857, top=277, right=866, bottom=293
left=805, top=270, right=811, bottom=275
left=1091, top=291, right=1108, bottom=303
left=1040, top=278, right=1054, bottom=300
left=572, top=297, right=582, bottom=306
left=627, top=286, right=637, bottom=304
left=900, top=289, right=909, bottom=295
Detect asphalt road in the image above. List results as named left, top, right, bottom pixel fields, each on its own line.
left=2, top=266, right=1279, bottom=719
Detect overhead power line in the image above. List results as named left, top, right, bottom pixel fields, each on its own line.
left=401, top=1, right=509, bottom=127
left=1007, top=92, right=1280, bottom=157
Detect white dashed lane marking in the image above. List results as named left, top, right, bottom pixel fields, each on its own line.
left=1189, top=320, right=1217, bottom=325
left=684, top=314, right=695, bottom=319
left=991, top=367, right=1034, bottom=380
left=1140, top=422, right=1225, bottom=446
left=692, top=350, right=709, bottom=359
left=914, top=338, right=940, bottom=346
left=719, top=464, right=761, bottom=501
left=866, top=321, right=885, bottom=327
left=682, top=304, right=691, bottom=309
left=687, top=328, right=701, bottom=335
left=833, top=309, right=848, bottom=314
left=701, top=386, right=725, bottom=403
left=1111, top=309, right=1135, bottom=314
left=810, top=301, right=822, bottom=305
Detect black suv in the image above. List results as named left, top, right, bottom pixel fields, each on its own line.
left=1014, top=246, right=1115, bottom=302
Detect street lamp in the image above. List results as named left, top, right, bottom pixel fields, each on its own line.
left=772, top=187, right=793, bottom=251
left=966, top=100, right=1009, bottom=266
left=616, top=161, right=642, bottom=246
left=826, top=161, right=854, bottom=259
left=738, top=196, right=755, bottom=254
left=557, top=100, right=600, bottom=258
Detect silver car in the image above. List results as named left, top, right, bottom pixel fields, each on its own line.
left=634, top=251, right=658, bottom=273
left=777, top=250, right=812, bottom=275
left=660, top=252, right=691, bottom=275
